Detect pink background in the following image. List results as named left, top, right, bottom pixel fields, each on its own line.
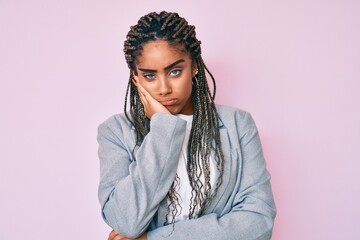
left=1, top=0, right=359, bottom=239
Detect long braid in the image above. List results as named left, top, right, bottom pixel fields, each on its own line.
left=123, top=11, right=225, bottom=224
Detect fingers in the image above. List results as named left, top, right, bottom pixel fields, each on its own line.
left=108, top=229, right=146, bottom=240
left=108, top=230, right=118, bottom=240
left=108, top=230, right=128, bottom=240
left=133, top=79, right=149, bottom=101
left=133, top=79, right=153, bottom=118
left=132, top=78, right=170, bottom=118
left=132, top=79, right=147, bottom=105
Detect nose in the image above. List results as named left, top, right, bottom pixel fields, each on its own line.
left=159, top=78, right=172, bottom=96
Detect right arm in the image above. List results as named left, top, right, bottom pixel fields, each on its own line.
left=97, top=113, right=186, bottom=238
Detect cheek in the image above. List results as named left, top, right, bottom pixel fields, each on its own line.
left=178, top=77, right=193, bottom=97
left=139, top=79, right=157, bottom=94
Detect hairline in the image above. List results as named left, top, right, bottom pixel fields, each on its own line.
left=132, top=38, right=196, bottom=70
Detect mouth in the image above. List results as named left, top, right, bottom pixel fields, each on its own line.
left=158, top=99, right=177, bottom=106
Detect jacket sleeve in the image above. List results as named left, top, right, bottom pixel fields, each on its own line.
left=97, top=113, right=187, bottom=238
left=147, top=112, right=276, bottom=240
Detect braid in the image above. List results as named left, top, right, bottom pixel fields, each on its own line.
left=123, top=11, right=224, bottom=225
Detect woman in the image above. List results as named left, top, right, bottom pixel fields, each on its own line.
left=97, top=11, right=276, bottom=240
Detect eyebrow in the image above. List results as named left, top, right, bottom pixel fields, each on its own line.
left=137, top=59, right=185, bottom=73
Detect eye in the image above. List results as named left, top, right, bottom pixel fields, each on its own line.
left=144, top=74, right=155, bottom=80
left=169, top=69, right=181, bottom=77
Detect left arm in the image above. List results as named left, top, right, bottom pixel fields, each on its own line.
left=145, top=112, right=276, bottom=240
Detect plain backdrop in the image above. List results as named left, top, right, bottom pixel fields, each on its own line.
left=1, top=0, right=359, bottom=239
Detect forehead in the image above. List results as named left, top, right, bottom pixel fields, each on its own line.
left=135, top=40, right=191, bottom=68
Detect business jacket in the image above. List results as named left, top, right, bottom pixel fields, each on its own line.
left=97, top=104, right=276, bottom=240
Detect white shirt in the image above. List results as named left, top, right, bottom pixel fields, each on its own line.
left=167, top=114, right=217, bottom=222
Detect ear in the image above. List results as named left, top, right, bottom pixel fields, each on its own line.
left=192, top=62, right=198, bottom=78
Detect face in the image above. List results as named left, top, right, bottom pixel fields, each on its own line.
left=132, top=39, right=197, bottom=115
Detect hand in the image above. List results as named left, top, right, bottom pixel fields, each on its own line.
left=133, top=79, right=170, bottom=119
left=108, top=230, right=147, bottom=240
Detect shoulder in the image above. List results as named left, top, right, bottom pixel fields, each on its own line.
left=215, top=104, right=253, bottom=123
left=97, top=112, right=133, bottom=141
left=215, top=104, right=248, bottom=118
left=215, top=104, right=257, bottom=132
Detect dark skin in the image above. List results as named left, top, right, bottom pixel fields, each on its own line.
left=133, top=39, right=197, bottom=118
left=108, top=39, right=197, bottom=240
left=108, top=230, right=146, bottom=240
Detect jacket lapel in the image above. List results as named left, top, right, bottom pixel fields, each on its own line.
left=204, top=118, right=232, bottom=214
left=152, top=115, right=232, bottom=225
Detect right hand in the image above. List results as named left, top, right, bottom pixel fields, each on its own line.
left=108, top=230, right=147, bottom=240
left=133, top=79, right=170, bottom=119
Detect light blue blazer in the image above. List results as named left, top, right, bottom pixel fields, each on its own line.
left=97, top=105, right=276, bottom=240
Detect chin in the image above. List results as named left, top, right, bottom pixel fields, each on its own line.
left=167, top=107, right=180, bottom=115
left=164, top=105, right=180, bottom=114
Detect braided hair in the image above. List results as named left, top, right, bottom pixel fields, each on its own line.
left=123, top=11, right=225, bottom=225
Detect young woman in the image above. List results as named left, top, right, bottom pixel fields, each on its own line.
left=97, top=11, right=276, bottom=240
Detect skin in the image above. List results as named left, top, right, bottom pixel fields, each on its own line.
left=108, top=230, right=146, bottom=240
left=108, top=40, right=197, bottom=240
left=132, top=39, right=197, bottom=119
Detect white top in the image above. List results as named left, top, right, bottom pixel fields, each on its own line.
left=167, top=114, right=217, bottom=223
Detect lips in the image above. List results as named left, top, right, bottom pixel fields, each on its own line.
left=158, top=99, right=177, bottom=106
